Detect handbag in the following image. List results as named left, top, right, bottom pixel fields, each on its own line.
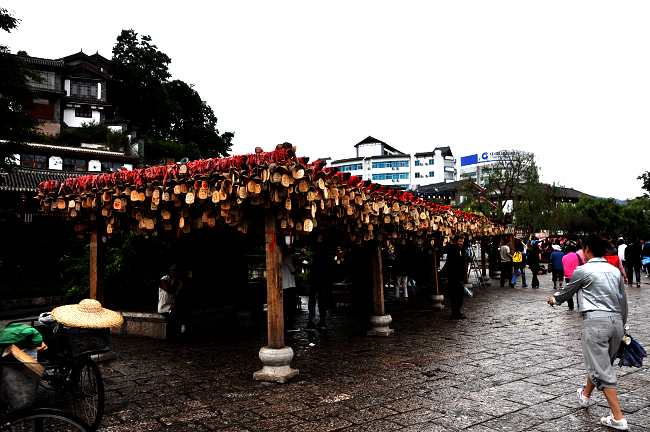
left=615, top=330, right=647, bottom=368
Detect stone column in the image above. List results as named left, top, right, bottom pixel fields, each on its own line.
left=368, top=242, right=394, bottom=336
left=254, top=213, right=299, bottom=383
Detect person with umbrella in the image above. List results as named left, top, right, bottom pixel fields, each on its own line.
left=547, top=235, right=629, bottom=430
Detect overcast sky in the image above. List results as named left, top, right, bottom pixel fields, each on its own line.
left=4, top=1, right=649, bottom=199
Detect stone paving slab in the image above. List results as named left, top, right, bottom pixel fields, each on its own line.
left=98, top=271, right=650, bottom=431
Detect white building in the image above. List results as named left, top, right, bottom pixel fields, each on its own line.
left=328, top=136, right=457, bottom=190
left=458, top=150, right=534, bottom=185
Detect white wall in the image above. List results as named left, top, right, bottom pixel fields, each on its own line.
left=63, top=108, right=101, bottom=127
left=88, top=160, right=102, bottom=172
left=49, top=156, right=62, bottom=170
left=356, top=143, right=382, bottom=158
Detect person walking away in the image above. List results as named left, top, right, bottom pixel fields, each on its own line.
left=624, top=239, right=642, bottom=288
left=547, top=236, right=629, bottom=430
left=561, top=243, right=583, bottom=311
left=528, top=239, right=541, bottom=289
left=393, top=245, right=409, bottom=301
left=617, top=238, right=627, bottom=277
left=605, top=242, right=627, bottom=283
left=308, top=236, right=332, bottom=329
left=499, top=237, right=513, bottom=288
left=549, top=244, right=565, bottom=289
left=642, top=239, right=650, bottom=278
left=442, top=235, right=467, bottom=319
left=159, top=264, right=183, bottom=339
left=511, top=238, right=527, bottom=288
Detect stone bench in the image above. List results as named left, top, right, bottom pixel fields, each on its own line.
left=111, top=311, right=167, bottom=339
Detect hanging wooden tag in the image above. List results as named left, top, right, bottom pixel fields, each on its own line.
left=185, top=191, right=195, bottom=204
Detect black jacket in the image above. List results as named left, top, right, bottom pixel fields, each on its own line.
left=442, top=244, right=466, bottom=281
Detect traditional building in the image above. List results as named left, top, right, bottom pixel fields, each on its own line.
left=328, top=136, right=457, bottom=190
left=17, top=51, right=118, bottom=136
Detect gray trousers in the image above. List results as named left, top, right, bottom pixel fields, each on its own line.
left=581, top=316, right=624, bottom=390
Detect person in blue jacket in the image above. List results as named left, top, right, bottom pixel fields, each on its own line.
left=549, top=244, right=565, bottom=290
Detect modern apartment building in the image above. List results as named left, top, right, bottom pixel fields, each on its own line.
left=328, top=136, right=457, bottom=189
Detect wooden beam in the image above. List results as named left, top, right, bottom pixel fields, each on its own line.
left=265, top=213, right=284, bottom=349
left=89, top=228, right=103, bottom=302
left=371, top=243, right=385, bottom=316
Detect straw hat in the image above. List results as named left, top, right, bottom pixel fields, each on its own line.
left=52, top=299, right=124, bottom=329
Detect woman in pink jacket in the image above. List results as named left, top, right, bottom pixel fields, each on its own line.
left=562, top=243, right=583, bottom=311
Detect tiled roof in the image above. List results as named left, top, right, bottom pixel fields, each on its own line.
left=15, top=54, right=64, bottom=68
left=355, top=136, right=386, bottom=147
left=353, top=136, right=405, bottom=155
left=14, top=142, right=137, bottom=161
left=0, top=167, right=85, bottom=193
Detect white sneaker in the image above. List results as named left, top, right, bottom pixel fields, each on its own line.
left=576, top=387, right=592, bottom=408
left=600, top=415, right=629, bottom=430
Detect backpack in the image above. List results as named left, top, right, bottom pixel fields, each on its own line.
left=512, top=251, right=523, bottom=263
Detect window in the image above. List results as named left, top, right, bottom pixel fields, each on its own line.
left=429, top=171, right=435, bottom=177
left=103, top=161, right=124, bottom=172
left=337, top=163, right=362, bottom=172
left=63, top=158, right=87, bottom=172
left=70, top=80, right=98, bottom=99
left=20, top=154, right=47, bottom=169
left=371, top=160, right=409, bottom=169
left=429, top=159, right=434, bottom=165
left=415, top=172, right=421, bottom=178
left=415, top=160, right=421, bottom=166
left=26, top=70, right=56, bottom=90
left=75, top=106, right=92, bottom=118
left=372, top=173, right=409, bottom=181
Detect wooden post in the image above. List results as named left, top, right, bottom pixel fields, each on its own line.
left=89, top=228, right=103, bottom=302
left=371, top=243, right=385, bottom=317
left=368, top=242, right=394, bottom=336
left=254, top=212, right=298, bottom=383
left=264, top=213, right=284, bottom=349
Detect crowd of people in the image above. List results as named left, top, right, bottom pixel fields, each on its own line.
left=497, top=235, right=650, bottom=291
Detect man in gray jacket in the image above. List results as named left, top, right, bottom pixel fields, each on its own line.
left=547, top=235, right=629, bottom=430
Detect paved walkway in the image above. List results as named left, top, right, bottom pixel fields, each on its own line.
left=99, top=272, right=650, bottom=431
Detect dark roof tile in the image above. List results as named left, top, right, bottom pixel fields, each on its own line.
left=0, top=167, right=85, bottom=193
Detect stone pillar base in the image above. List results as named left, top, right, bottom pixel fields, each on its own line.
left=253, top=346, right=299, bottom=383
left=367, top=314, right=394, bottom=336
left=431, top=294, right=445, bottom=310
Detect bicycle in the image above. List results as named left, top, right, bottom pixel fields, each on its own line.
left=6, top=318, right=106, bottom=431
left=1, top=407, right=89, bottom=432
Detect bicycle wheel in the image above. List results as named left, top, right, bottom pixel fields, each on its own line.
left=2, top=407, right=89, bottom=432
left=67, top=358, right=104, bottom=431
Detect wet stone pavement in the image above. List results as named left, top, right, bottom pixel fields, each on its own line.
left=99, top=272, right=650, bottom=431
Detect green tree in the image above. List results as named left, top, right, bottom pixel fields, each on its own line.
left=111, top=30, right=232, bottom=163
left=512, top=183, right=558, bottom=233
left=639, top=171, right=650, bottom=196
left=484, top=150, right=540, bottom=223
left=0, top=8, right=36, bottom=167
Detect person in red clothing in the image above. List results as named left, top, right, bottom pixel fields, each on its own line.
left=562, top=243, right=583, bottom=311
left=605, top=241, right=628, bottom=283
